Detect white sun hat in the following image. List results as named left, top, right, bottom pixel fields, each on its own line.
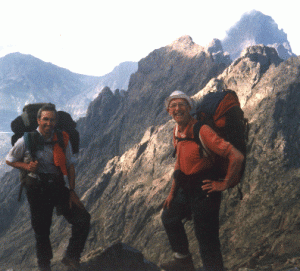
left=165, top=90, right=193, bottom=109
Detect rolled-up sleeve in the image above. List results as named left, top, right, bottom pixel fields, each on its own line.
left=199, top=125, right=233, bottom=158
left=6, top=138, right=26, bottom=163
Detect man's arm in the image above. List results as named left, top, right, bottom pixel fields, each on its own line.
left=163, top=178, right=178, bottom=209
left=67, top=164, right=84, bottom=209
left=65, top=141, right=84, bottom=209
left=6, top=160, right=38, bottom=172
left=6, top=137, right=39, bottom=173
left=199, top=125, right=244, bottom=193
left=202, top=147, right=244, bottom=193
left=67, top=163, right=76, bottom=190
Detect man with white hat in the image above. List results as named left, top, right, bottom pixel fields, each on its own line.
left=160, top=90, right=244, bottom=271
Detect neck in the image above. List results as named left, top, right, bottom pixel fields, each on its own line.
left=177, top=116, right=192, bottom=132
left=38, top=127, right=53, bottom=140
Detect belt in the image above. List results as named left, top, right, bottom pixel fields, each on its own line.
left=38, top=173, right=64, bottom=184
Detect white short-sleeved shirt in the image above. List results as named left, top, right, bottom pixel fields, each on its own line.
left=6, top=129, right=75, bottom=175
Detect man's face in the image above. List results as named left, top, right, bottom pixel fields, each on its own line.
left=37, top=111, right=56, bottom=138
left=167, top=98, right=191, bottom=125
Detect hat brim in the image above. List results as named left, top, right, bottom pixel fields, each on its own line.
left=165, top=94, right=193, bottom=109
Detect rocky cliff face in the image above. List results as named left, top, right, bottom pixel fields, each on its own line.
left=219, top=54, right=300, bottom=270
left=1, top=39, right=300, bottom=271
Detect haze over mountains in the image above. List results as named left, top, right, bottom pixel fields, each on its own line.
left=0, top=53, right=137, bottom=131
left=1, top=10, right=300, bottom=271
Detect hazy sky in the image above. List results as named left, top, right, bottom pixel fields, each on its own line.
left=0, top=0, right=298, bottom=76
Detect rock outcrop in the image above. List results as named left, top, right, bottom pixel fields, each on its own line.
left=206, top=38, right=231, bottom=66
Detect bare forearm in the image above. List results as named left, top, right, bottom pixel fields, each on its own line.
left=224, top=148, right=244, bottom=188
left=6, top=160, right=25, bottom=170
left=6, top=160, right=37, bottom=172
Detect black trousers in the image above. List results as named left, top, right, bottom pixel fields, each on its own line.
left=25, top=174, right=91, bottom=267
left=161, top=181, right=224, bottom=271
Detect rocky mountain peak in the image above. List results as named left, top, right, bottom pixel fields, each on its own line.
left=99, top=86, right=114, bottom=98
left=237, top=44, right=283, bottom=73
left=206, top=38, right=223, bottom=54
left=222, top=10, right=296, bottom=61
left=168, top=35, right=204, bottom=56
left=206, top=38, right=231, bottom=66
left=193, top=44, right=283, bottom=109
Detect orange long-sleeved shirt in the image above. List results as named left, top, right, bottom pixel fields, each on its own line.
left=174, top=118, right=233, bottom=176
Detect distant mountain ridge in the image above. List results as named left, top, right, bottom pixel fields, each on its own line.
left=0, top=52, right=137, bottom=131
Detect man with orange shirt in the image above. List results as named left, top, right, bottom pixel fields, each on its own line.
left=160, top=91, right=244, bottom=271
left=6, top=103, right=90, bottom=271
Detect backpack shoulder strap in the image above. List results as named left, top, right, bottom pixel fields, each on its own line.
left=193, top=121, right=211, bottom=158
left=24, top=130, right=42, bottom=159
left=172, top=125, right=196, bottom=157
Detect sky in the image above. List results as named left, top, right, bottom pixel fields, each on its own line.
left=0, top=0, right=298, bottom=77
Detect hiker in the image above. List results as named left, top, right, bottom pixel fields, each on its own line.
left=6, top=103, right=90, bottom=271
left=160, top=91, right=244, bottom=271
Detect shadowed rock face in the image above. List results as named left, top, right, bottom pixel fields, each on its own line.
left=1, top=37, right=300, bottom=271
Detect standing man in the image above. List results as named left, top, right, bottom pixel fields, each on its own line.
left=6, top=103, right=90, bottom=271
left=160, top=91, right=244, bottom=271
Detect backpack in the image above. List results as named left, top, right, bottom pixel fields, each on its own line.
left=11, top=103, right=79, bottom=154
left=192, top=89, right=248, bottom=189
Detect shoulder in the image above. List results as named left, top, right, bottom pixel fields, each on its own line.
left=13, top=136, right=26, bottom=148
left=199, top=124, right=220, bottom=146
left=199, top=124, right=216, bottom=135
left=6, top=136, right=26, bottom=162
